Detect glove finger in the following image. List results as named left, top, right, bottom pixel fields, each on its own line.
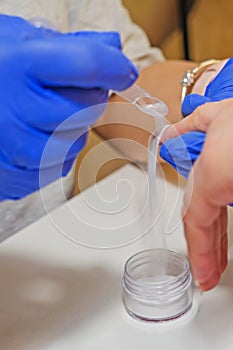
left=4, top=87, right=105, bottom=167
left=0, top=164, right=40, bottom=200
left=74, top=31, right=122, bottom=49
left=182, top=94, right=211, bottom=117
left=41, top=130, right=88, bottom=169
left=23, top=35, right=138, bottom=91
left=0, top=152, right=76, bottom=200
left=52, top=86, right=108, bottom=110
left=160, top=131, right=206, bottom=178
left=0, top=113, right=88, bottom=168
left=18, top=85, right=108, bottom=131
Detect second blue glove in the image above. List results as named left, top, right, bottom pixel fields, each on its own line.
left=160, top=57, right=233, bottom=178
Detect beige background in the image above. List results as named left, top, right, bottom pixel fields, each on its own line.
left=123, top=0, right=233, bottom=61
left=74, top=0, right=233, bottom=194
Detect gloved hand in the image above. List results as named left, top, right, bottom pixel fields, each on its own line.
left=0, top=15, right=138, bottom=200
left=160, top=57, right=233, bottom=178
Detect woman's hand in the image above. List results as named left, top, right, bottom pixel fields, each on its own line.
left=162, top=99, right=233, bottom=291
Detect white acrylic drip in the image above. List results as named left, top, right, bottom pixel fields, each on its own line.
left=114, top=84, right=169, bottom=250
left=115, top=84, right=170, bottom=273
left=147, top=125, right=169, bottom=247
left=146, top=125, right=170, bottom=276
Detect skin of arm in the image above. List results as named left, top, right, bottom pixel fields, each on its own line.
left=94, top=60, right=196, bottom=162
left=96, top=57, right=226, bottom=164
left=162, top=98, right=233, bottom=291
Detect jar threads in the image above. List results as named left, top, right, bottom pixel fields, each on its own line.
left=122, top=249, right=194, bottom=322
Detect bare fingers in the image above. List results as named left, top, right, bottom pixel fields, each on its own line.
left=160, top=99, right=233, bottom=143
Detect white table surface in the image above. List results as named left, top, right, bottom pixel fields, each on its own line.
left=1, top=164, right=233, bottom=350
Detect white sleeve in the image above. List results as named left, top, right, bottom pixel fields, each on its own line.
left=67, top=0, right=165, bottom=71
left=0, top=0, right=70, bottom=31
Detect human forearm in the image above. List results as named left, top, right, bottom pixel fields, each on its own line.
left=94, top=60, right=196, bottom=162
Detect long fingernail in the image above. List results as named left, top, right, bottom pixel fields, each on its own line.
left=194, top=280, right=203, bottom=295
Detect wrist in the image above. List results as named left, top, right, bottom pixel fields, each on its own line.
left=180, top=59, right=220, bottom=102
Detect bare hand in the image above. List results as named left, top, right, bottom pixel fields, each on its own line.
left=162, top=99, right=233, bottom=290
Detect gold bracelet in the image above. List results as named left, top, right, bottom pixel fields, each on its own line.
left=180, top=59, right=220, bottom=103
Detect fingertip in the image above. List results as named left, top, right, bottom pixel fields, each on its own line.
left=160, top=125, right=179, bottom=143
left=199, top=277, right=220, bottom=292
left=194, top=269, right=221, bottom=292
left=110, top=61, right=138, bottom=91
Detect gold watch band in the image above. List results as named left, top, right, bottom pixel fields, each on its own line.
left=180, top=59, right=220, bottom=103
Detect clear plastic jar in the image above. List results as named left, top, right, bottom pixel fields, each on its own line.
left=122, top=249, right=194, bottom=322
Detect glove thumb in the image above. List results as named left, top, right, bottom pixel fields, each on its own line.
left=182, top=94, right=211, bottom=117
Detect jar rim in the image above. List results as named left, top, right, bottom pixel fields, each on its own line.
left=123, top=249, right=192, bottom=299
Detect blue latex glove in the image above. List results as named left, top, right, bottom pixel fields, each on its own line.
left=160, top=57, right=233, bottom=178
left=0, top=15, right=138, bottom=200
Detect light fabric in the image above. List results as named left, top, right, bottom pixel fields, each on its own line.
left=0, top=0, right=165, bottom=241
